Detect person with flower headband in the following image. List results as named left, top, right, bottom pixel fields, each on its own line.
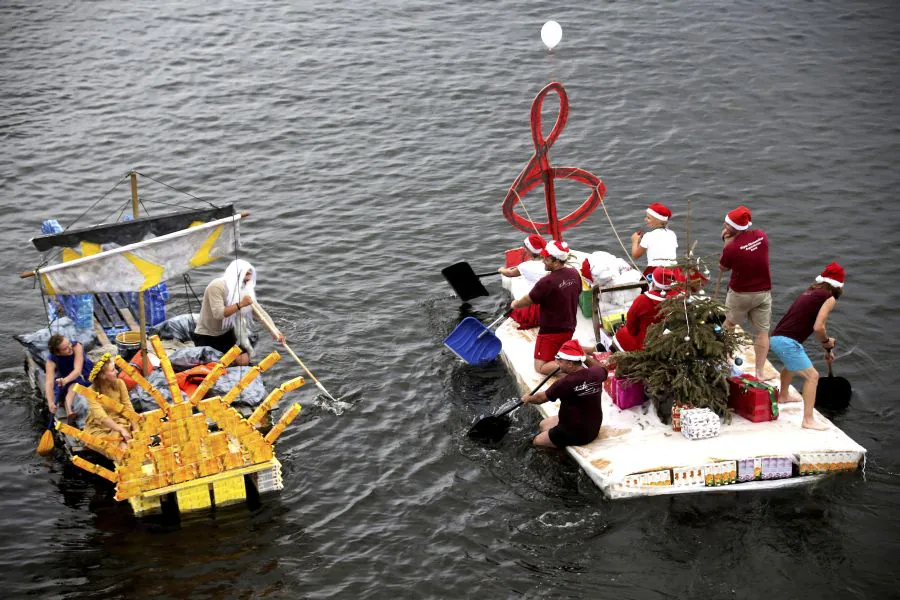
left=84, top=352, right=134, bottom=444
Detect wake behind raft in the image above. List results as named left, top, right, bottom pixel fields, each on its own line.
left=440, top=81, right=865, bottom=499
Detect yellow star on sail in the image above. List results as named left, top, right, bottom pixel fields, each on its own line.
left=124, top=252, right=165, bottom=291
left=189, top=225, right=224, bottom=268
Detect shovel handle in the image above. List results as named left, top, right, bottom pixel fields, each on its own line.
left=475, top=309, right=514, bottom=339
left=476, top=271, right=502, bottom=278
left=494, top=367, right=561, bottom=419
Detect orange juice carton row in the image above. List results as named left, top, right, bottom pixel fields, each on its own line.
left=702, top=461, right=737, bottom=487
left=797, top=451, right=862, bottom=475
left=620, top=469, right=672, bottom=488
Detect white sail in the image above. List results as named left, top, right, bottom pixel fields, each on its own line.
left=37, top=215, right=242, bottom=295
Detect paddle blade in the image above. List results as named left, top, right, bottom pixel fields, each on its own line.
left=441, top=262, right=490, bottom=302
left=816, top=375, right=852, bottom=411
left=37, top=428, right=55, bottom=456
left=467, top=414, right=512, bottom=443
left=443, top=317, right=503, bottom=365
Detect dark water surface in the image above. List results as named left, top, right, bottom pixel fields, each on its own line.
left=2, top=1, right=899, bottom=598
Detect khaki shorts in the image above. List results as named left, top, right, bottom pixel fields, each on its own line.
left=725, top=290, right=772, bottom=333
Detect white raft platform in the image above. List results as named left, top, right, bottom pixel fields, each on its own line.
left=498, top=253, right=866, bottom=499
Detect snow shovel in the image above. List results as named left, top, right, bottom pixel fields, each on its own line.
left=441, top=261, right=501, bottom=302
left=468, top=367, right=560, bottom=443
left=443, top=310, right=511, bottom=366
left=815, top=352, right=851, bottom=411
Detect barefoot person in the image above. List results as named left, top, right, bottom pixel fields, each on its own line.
left=719, top=205, right=772, bottom=378
left=522, top=340, right=608, bottom=448
left=768, top=263, right=845, bottom=431
left=509, top=240, right=581, bottom=375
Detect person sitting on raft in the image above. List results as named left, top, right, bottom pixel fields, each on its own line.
left=85, top=353, right=134, bottom=445
left=44, top=334, right=93, bottom=420
left=522, top=340, right=607, bottom=448
left=192, top=259, right=284, bottom=365
left=498, top=234, right=548, bottom=329
left=612, top=266, right=679, bottom=352
left=510, top=240, right=582, bottom=375
left=768, top=262, right=845, bottom=431
left=630, top=202, right=678, bottom=278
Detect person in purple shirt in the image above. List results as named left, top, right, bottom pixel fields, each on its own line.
left=523, top=340, right=608, bottom=448
left=769, top=262, right=844, bottom=431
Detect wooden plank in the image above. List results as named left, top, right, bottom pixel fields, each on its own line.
left=93, top=317, right=111, bottom=346
left=96, top=293, right=126, bottom=328
left=119, top=306, right=139, bottom=332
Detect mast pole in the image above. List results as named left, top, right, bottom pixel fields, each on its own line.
left=129, top=171, right=149, bottom=376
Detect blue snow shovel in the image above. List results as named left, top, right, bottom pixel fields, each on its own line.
left=443, top=310, right=512, bottom=365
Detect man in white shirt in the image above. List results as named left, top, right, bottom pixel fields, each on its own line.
left=631, top=202, right=678, bottom=277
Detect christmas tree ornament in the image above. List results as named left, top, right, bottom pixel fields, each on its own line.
left=684, top=336, right=691, bottom=342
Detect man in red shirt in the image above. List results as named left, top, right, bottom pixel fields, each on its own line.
left=769, top=263, right=844, bottom=431
left=720, top=206, right=772, bottom=377
left=612, top=266, right=678, bottom=352
left=510, top=240, right=581, bottom=375
left=523, top=340, right=607, bottom=448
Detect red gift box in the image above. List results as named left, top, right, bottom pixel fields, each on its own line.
left=728, top=374, right=779, bottom=422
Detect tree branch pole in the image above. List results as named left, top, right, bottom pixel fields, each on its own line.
left=130, top=171, right=149, bottom=376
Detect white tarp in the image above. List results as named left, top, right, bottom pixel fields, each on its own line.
left=37, top=215, right=241, bottom=295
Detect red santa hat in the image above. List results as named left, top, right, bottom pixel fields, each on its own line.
left=646, top=202, right=671, bottom=222
left=724, top=205, right=752, bottom=230
left=555, top=339, right=585, bottom=362
left=815, top=262, right=845, bottom=288
left=541, top=240, right=570, bottom=261
left=651, top=266, right=678, bottom=290
left=523, top=234, right=547, bottom=255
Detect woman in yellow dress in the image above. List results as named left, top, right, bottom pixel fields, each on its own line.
left=85, top=353, right=134, bottom=445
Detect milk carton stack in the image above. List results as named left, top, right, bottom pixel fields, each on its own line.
left=680, top=408, right=721, bottom=440
left=760, top=456, right=793, bottom=479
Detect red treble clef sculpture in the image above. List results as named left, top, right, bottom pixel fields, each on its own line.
left=501, top=82, right=606, bottom=242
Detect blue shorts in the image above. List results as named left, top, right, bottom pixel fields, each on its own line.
left=769, top=336, right=813, bottom=372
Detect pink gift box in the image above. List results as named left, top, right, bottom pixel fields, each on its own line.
left=610, top=376, right=646, bottom=410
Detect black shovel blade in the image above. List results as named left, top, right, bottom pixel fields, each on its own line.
left=442, top=262, right=490, bottom=302
left=816, top=375, right=852, bottom=411
left=467, top=414, right=512, bottom=443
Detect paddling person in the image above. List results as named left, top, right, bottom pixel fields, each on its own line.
left=631, top=202, right=677, bottom=277
left=523, top=340, right=607, bottom=448
left=612, top=267, right=678, bottom=352
left=510, top=240, right=581, bottom=375
left=768, top=263, right=845, bottom=431
left=719, top=205, right=772, bottom=378
left=45, top=334, right=93, bottom=421
left=498, top=234, right=548, bottom=329
left=193, top=259, right=284, bottom=365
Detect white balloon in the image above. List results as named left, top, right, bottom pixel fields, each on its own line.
left=541, top=20, right=562, bottom=50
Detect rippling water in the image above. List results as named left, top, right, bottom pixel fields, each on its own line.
left=2, top=1, right=899, bottom=598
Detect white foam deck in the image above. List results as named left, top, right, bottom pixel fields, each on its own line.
left=498, top=254, right=866, bottom=499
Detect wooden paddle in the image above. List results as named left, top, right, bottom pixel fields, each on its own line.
left=441, top=261, right=501, bottom=302
left=251, top=301, right=340, bottom=403
left=37, top=415, right=55, bottom=456
left=468, top=367, right=560, bottom=443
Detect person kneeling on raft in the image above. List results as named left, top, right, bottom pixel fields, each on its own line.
left=522, top=340, right=607, bottom=448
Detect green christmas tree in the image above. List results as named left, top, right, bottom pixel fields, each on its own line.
left=609, top=255, right=749, bottom=421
